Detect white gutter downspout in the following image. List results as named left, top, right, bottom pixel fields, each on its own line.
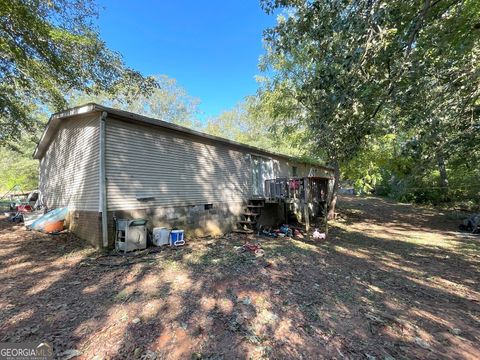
left=99, top=111, right=108, bottom=248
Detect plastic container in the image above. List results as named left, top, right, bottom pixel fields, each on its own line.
left=152, top=227, right=170, bottom=246
left=169, top=230, right=185, bottom=246
left=16, top=204, right=33, bottom=213
left=43, top=220, right=64, bottom=233
left=24, top=211, right=46, bottom=228
left=30, top=207, right=68, bottom=232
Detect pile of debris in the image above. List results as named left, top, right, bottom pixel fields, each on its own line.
left=258, top=224, right=326, bottom=240
left=236, top=242, right=265, bottom=257
left=4, top=190, right=68, bottom=235
left=459, top=213, right=480, bottom=234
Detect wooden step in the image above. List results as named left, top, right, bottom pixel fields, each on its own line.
left=247, top=204, right=264, bottom=208
left=242, top=212, right=260, bottom=216
left=238, top=220, right=257, bottom=225
left=233, top=228, right=254, bottom=234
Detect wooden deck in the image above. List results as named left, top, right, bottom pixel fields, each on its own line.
left=264, top=176, right=331, bottom=231
left=264, top=176, right=330, bottom=203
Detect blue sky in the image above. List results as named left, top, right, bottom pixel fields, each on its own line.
left=97, top=1, right=276, bottom=120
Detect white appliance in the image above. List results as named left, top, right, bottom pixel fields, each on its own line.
left=152, top=227, right=170, bottom=246
left=115, top=219, right=148, bottom=252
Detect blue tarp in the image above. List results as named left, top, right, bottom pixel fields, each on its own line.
left=30, top=207, right=68, bottom=232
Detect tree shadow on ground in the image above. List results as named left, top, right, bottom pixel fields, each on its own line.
left=1, top=194, right=479, bottom=359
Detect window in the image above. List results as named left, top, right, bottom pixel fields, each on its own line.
left=204, top=203, right=213, bottom=210
left=292, top=166, right=298, bottom=177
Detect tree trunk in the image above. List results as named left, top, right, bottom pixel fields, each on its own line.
left=327, top=161, right=340, bottom=220
left=436, top=152, right=448, bottom=189
left=436, top=152, right=449, bottom=202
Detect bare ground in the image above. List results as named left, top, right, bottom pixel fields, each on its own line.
left=0, top=195, right=479, bottom=359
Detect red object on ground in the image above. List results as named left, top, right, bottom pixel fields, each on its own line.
left=244, top=243, right=261, bottom=252
left=294, top=229, right=304, bottom=238
left=43, top=220, right=64, bottom=234
left=16, top=204, right=32, bottom=213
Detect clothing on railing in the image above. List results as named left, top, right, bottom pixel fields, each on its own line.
left=289, top=179, right=300, bottom=190
left=265, top=177, right=329, bottom=202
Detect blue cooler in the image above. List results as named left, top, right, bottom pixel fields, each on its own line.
left=169, top=230, right=185, bottom=246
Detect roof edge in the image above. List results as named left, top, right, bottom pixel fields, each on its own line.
left=33, top=103, right=99, bottom=159
left=34, top=103, right=334, bottom=172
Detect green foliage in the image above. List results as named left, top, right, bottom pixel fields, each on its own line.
left=343, top=132, right=480, bottom=205
left=0, top=135, right=38, bottom=192
left=258, top=0, right=480, bottom=205
left=67, top=75, right=201, bottom=128
left=0, top=0, right=158, bottom=145
left=203, top=97, right=319, bottom=160
left=342, top=134, right=397, bottom=194
left=0, top=73, right=205, bottom=192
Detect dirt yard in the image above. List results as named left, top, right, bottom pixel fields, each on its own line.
left=0, top=196, right=479, bottom=359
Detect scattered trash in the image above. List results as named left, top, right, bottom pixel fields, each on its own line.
left=236, top=242, right=265, bottom=257
left=459, top=214, right=480, bottom=234
left=60, top=349, right=83, bottom=360
left=259, top=224, right=312, bottom=240
left=313, top=228, right=326, bottom=240
left=244, top=243, right=260, bottom=252
left=293, top=228, right=304, bottom=239
left=6, top=190, right=46, bottom=224
left=242, top=297, right=252, bottom=305
left=43, top=220, right=65, bottom=234
left=8, top=204, right=32, bottom=223
left=279, top=224, right=293, bottom=237
left=260, top=229, right=277, bottom=238
left=191, top=352, right=202, bottom=360
left=8, top=213, right=24, bottom=223
left=240, top=242, right=264, bottom=257
left=133, top=348, right=142, bottom=357
left=254, top=248, right=265, bottom=257
left=30, top=207, right=68, bottom=233
left=414, top=337, right=431, bottom=350
left=228, top=318, right=242, bottom=332
left=23, top=210, right=45, bottom=228
left=132, top=317, right=141, bottom=324
left=449, top=328, right=462, bottom=335
left=142, top=350, right=158, bottom=360
left=15, top=204, right=32, bottom=213
left=259, top=224, right=296, bottom=238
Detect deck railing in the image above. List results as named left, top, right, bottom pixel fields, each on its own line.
left=264, top=177, right=329, bottom=203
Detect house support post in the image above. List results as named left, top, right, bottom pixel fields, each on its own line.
left=99, top=111, right=108, bottom=248
left=324, top=202, right=328, bottom=235
left=304, top=179, right=310, bottom=232
left=304, top=204, right=310, bottom=232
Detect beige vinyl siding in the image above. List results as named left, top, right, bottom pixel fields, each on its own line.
left=273, top=159, right=331, bottom=178
left=262, top=157, right=331, bottom=179
left=105, top=118, right=251, bottom=211
left=39, top=114, right=100, bottom=211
